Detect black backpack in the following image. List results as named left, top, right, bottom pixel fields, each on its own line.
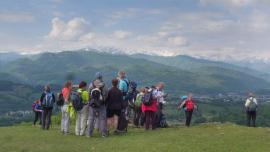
left=142, top=90, right=153, bottom=106
left=90, top=88, right=104, bottom=108
left=56, top=93, right=65, bottom=106
left=71, top=91, right=84, bottom=111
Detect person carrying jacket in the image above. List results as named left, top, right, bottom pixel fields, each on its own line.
left=245, top=92, right=258, bottom=127
left=32, top=99, right=42, bottom=126
left=75, top=81, right=89, bottom=136
left=106, top=78, right=124, bottom=133
left=87, top=72, right=108, bottom=138
left=178, top=93, right=197, bottom=127
left=61, top=81, right=72, bottom=135
left=40, top=85, right=55, bottom=130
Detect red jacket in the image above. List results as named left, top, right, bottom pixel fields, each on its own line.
left=141, top=100, right=158, bottom=113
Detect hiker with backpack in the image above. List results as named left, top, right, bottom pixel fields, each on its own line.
left=141, top=87, right=158, bottom=130
left=178, top=93, right=197, bottom=127
left=133, top=87, right=145, bottom=127
left=153, top=82, right=168, bottom=128
left=126, top=81, right=138, bottom=120
left=32, top=99, right=42, bottom=126
left=117, top=71, right=132, bottom=132
left=61, top=81, right=73, bottom=135
left=74, top=81, right=89, bottom=136
left=106, top=78, right=124, bottom=134
left=40, top=85, right=55, bottom=130
left=87, top=72, right=108, bottom=138
left=245, top=92, right=258, bottom=127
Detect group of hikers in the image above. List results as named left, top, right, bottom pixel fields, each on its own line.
left=32, top=70, right=259, bottom=137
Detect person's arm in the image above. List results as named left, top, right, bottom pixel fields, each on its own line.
left=178, top=100, right=186, bottom=109
left=40, top=93, right=45, bottom=105
left=52, top=93, right=56, bottom=103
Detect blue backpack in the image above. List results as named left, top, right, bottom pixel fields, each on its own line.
left=42, top=92, right=54, bottom=108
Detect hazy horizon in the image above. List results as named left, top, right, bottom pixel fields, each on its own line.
left=0, top=0, right=270, bottom=61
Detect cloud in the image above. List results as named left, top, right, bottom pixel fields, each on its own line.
left=200, top=0, right=252, bottom=7
left=46, top=17, right=90, bottom=41
left=0, top=12, right=34, bottom=23
left=113, top=30, right=133, bottom=39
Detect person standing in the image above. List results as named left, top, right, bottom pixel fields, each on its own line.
left=106, top=79, right=124, bottom=133
left=87, top=72, right=108, bottom=138
left=245, top=93, right=258, bottom=127
left=61, top=81, right=72, bottom=135
left=40, top=85, right=55, bottom=130
left=141, top=87, right=158, bottom=130
left=133, top=88, right=145, bottom=127
left=75, top=81, right=89, bottom=136
left=178, top=93, right=197, bottom=127
left=32, top=99, right=42, bottom=126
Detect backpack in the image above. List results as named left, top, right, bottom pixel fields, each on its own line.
left=56, top=93, right=65, bottom=106
left=185, top=100, right=195, bottom=111
left=70, top=91, right=84, bottom=111
left=127, top=90, right=138, bottom=109
left=90, top=88, right=104, bottom=108
left=122, top=79, right=129, bottom=96
left=142, top=90, right=153, bottom=106
left=248, top=98, right=257, bottom=112
left=135, top=93, right=144, bottom=107
left=41, top=92, right=54, bottom=108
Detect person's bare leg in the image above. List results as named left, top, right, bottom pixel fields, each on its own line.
left=113, top=115, right=119, bottom=131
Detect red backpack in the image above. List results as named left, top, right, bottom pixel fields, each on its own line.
left=185, top=100, right=195, bottom=111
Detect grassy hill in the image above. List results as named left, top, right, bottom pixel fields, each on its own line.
left=2, top=50, right=270, bottom=94
left=1, top=123, right=270, bottom=152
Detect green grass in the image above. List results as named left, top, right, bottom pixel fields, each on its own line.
left=1, top=123, right=270, bottom=152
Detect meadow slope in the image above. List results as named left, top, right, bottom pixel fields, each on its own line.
left=1, top=123, right=270, bottom=152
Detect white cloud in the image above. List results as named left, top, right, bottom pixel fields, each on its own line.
left=0, top=12, right=34, bottom=23
left=200, top=0, right=252, bottom=7
left=46, top=17, right=90, bottom=41
left=167, top=36, right=187, bottom=46
left=113, top=30, right=133, bottom=39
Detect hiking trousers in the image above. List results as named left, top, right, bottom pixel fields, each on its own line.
left=185, top=110, right=193, bottom=127
left=42, top=108, right=52, bottom=130
left=133, top=107, right=143, bottom=127
left=247, top=111, right=256, bottom=127
left=33, top=111, right=41, bottom=125
left=61, top=104, right=70, bottom=133
left=75, top=104, right=89, bottom=136
left=87, top=105, right=107, bottom=137
left=145, top=110, right=156, bottom=130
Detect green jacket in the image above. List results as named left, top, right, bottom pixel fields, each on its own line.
left=78, top=88, right=89, bottom=104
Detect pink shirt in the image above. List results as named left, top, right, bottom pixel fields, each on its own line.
left=62, top=87, right=71, bottom=102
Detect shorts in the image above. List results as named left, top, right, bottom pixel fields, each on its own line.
left=107, top=109, right=121, bottom=118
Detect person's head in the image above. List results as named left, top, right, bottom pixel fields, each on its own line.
left=139, top=87, right=146, bottom=93
left=188, top=93, right=193, bottom=100
left=64, top=80, right=72, bottom=89
left=248, top=92, right=254, bottom=98
left=156, top=82, right=165, bottom=90
left=35, top=99, right=40, bottom=104
left=112, top=78, right=119, bottom=87
left=44, top=84, right=51, bottom=92
left=118, top=70, right=126, bottom=79
left=79, top=81, right=87, bottom=89
left=95, top=72, right=103, bottom=80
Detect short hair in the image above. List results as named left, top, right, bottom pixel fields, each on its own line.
left=64, top=80, right=72, bottom=88
left=79, top=81, right=87, bottom=88
left=112, top=78, right=119, bottom=87
left=118, top=70, right=126, bottom=78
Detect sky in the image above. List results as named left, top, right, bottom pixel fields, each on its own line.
left=0, top=0, right=270, bottom=61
